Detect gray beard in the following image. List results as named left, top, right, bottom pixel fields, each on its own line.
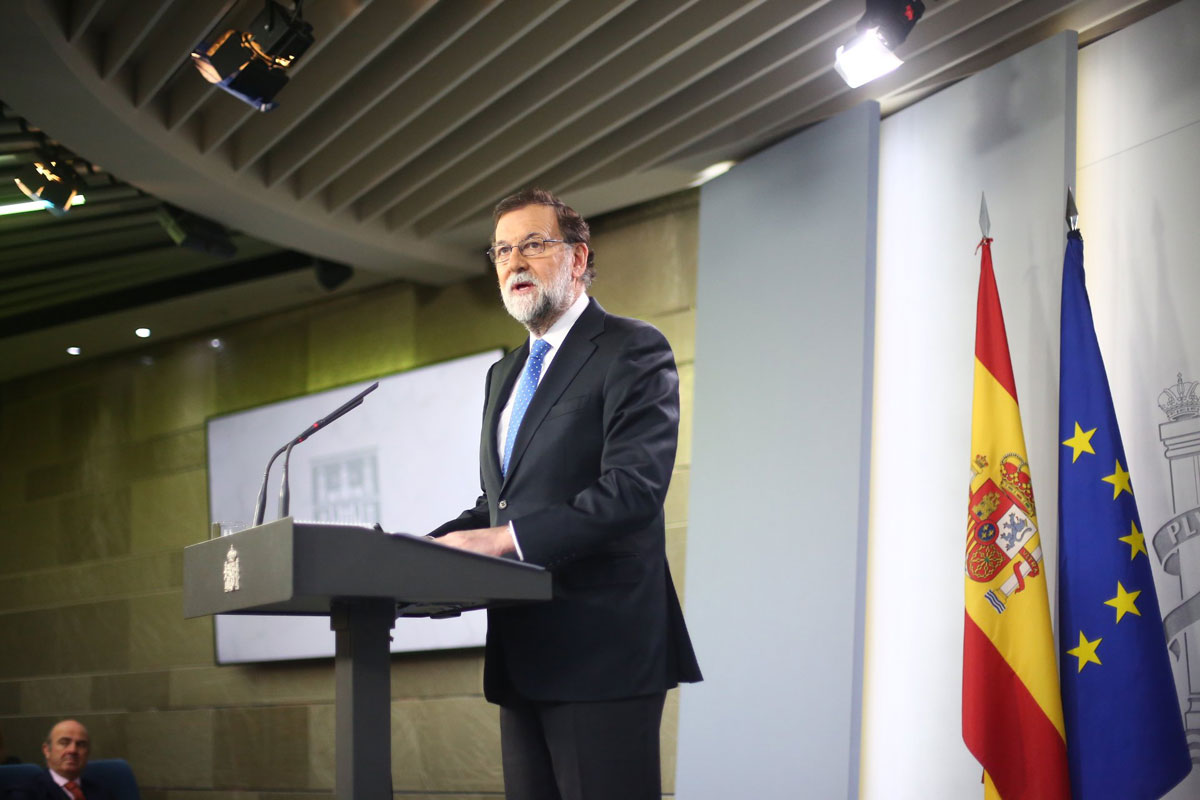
left=501, top=264, right=574, bottom=334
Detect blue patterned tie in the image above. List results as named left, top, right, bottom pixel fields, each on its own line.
left=502, top=338, right=552, bottom=477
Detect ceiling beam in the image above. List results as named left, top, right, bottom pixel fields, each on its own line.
left=65, top=0, right=107, bottom=43
left=99, top=0, right=178, bottom=79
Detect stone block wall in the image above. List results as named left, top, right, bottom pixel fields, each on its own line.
left=0, top=190, right=698, bottom=798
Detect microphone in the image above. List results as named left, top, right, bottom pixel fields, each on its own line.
left=251, top=381, right=379, bottom=526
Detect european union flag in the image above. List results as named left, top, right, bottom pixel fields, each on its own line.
left=1058, top=230, right=1192, bottom=798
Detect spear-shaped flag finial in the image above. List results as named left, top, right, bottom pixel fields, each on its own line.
left=1066, top=188, right=1079, bottom=232
left=979, top=192, right=990, bottom=239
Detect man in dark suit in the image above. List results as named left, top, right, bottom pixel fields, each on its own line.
left=10, top=720, right=113, bottom=800
left=431, top=188, right=701, bottom=799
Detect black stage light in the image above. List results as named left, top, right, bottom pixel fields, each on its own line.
left=14, top=156, right=84, bottom=216
left=156, top=204, right=238, bottom=258
left=247, top=1, right=314, bottom=66
left=870, top=0, right=924, bottom=51
left=190, top=1, right=314, bottom=112
left=314, top=259, right=353, bottom=292
left=834, top=0, right=925, bottom=88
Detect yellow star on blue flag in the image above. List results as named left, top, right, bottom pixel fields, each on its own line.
left=1057, top=230, right=1191, bottom=798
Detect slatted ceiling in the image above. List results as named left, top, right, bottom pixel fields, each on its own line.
left=401, top=0, right=759, bottom=237
left=321, top=0, right=633, bottom=216
left=100, top=0, right=173, bottom=79
left=369, top=0, right=700, bottom=229
left=131, top=1, right=234, bottom=109
left=2, top=233, right=279, bottom=316
left=65, top=0, right=107, bottom=43
left=4, top=224, right=168, bottom=273
left=52, top=234, right=276, bottom=298
left=559, top=13, right=856, bottom=195
left=525, top=3, right=850, bottom=206
left=0, top=210, right=160, bottom=250
left=258, top=0, right=501, bottom=189
left=0, top=98, right=294, bottom=350
left=226, top=0, right=440, bottom=172
left=364, top=0, right=796, bottom=225
left=292, top=0, right=563, bottom=204
left=453, top=0, right=802, bottom=233
left=661, top=0, right=1089, bottom=167
left=0, top=197, right=159, bottom=237
left=645, top=1, right=961, bottom=172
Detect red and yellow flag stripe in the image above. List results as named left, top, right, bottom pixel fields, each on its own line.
left=962, top=239, right=1069, bottom=799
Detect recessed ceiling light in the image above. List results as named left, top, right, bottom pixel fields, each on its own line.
left=135, top=327, right=151, bottom=338
left=209, top=338, right=223, bottom=349
left=66, top=346, right=81, bottom=356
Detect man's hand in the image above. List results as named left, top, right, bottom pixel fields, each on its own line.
left=436, top=525, right=516, bottom=558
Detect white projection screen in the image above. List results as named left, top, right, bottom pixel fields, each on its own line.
left=206, top=349, right=502, bottom=665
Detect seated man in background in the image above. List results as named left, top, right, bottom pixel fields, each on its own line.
left=11, top=720, right=112, bottom=800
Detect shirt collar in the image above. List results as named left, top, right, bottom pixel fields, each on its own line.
left=531, top=291, right=589, bottom=352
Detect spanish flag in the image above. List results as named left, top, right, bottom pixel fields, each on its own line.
left=963, top=236, right=1070, bottom=799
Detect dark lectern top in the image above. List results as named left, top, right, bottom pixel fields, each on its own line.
left=182, top=518, right=551, bottom=619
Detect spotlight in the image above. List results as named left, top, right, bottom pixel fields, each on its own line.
left=835, top=0, right=924, bottom=88
left=690, top=160, right=736, bottom=187
left=156, top=204, right=237, bottom=258
left=191, top=1, right=314, bottom=112
left=66, top=346, right=81, bottom=356
left=14, top=156, right=84, bottom=216
left=314, top=259, right=353, bottom=292
left=136, top=328, right=152, bottom=338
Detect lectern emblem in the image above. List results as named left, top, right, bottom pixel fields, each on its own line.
left=223, top=544, right=240, bottom=593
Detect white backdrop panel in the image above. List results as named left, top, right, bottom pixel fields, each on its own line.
left=860, top=33, right=1076, bottom=798
left=207, top=349, right=500, bottom=664
left=677, top=101, right=879, bottom=799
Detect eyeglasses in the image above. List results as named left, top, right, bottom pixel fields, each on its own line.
left=486, top=236, right=571, bottom=264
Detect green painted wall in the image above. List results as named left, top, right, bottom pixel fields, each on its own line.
left=0, top=190, right=698, bottom=799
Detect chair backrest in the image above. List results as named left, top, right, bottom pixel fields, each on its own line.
left=82, top=759, right=140, bottom=800
left=0, top=763, right=42, bottom=791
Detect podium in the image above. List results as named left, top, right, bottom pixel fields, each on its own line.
left=182, top=518, right=551, bottom=799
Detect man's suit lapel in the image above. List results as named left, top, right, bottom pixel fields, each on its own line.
left=502, top=298, right=605, bottom=487
left=484, top=343, right=527, bottom=489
